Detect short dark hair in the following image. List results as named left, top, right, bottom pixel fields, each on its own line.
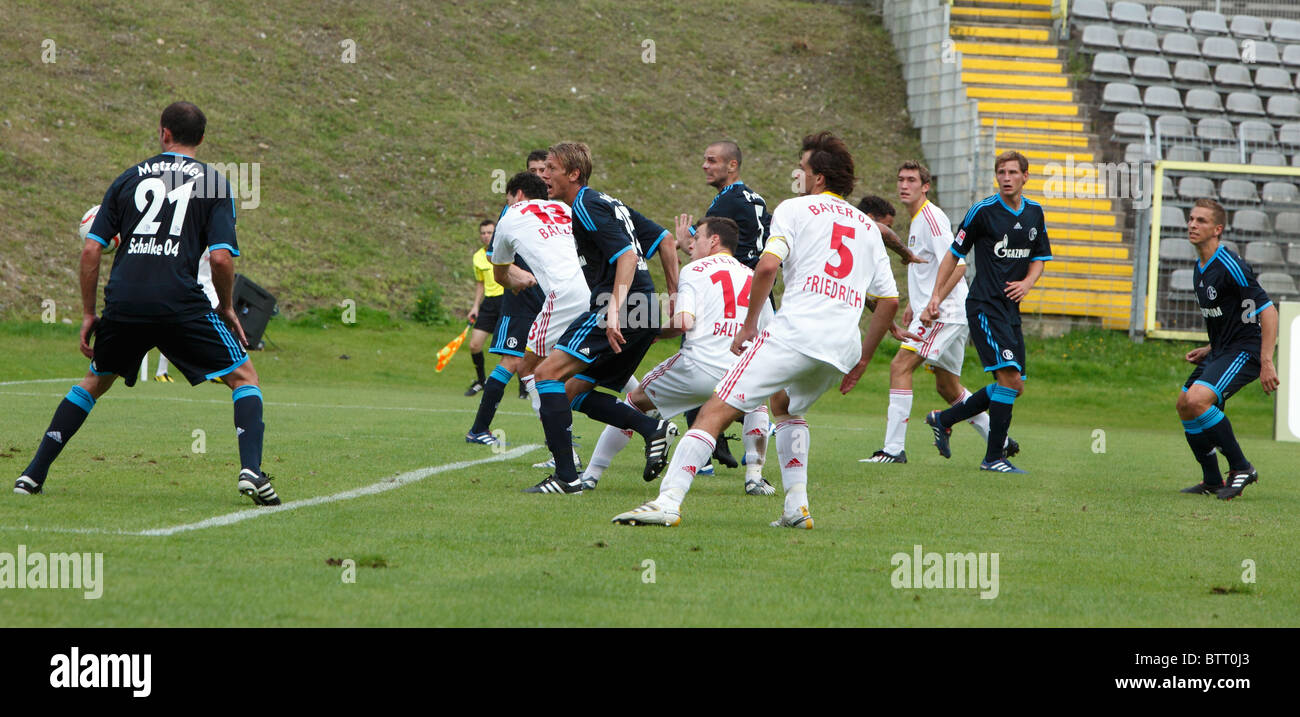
left=506, top=171, right=548, bottom=201
left=697, top=216, right=740, bottom=254
left=897, top=160, right=932, bottom=187
left=709, top=140, right=742, bottom=170
left=526, top=150, right=548, bottom=167
left=856, top=195, right=896, bottom=221
left=995, top=150, right=1029, bottom=174
left=1194, top=197, right=1226, bottom=228
left=479, top=219, right=496, bottom=229
left=801, top=131, right=855, bottom=197
left=161, top=102, right=206, bottom=146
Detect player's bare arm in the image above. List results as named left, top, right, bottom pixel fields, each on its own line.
left=922, top=250, right=959, bottom=323
left=879, top=223, right=926, bottom=265
left=209, top=248, right=249, bottom=348
left=841, top=296, right=899, bottom=394
left=469, top=280, right=484, bottom=323
left=658, top=229, right=680, bottom=299
left=731, top=250, right=780, bottom=355
left=605, top=249, right=638, bottom=353
left=1260, top=304, right=1279, bottom=393
left=491, top=263, right=537, bottom=293
left=1003, top=259, right=1044, bottom=303
left=657, top=308, right=694, bottom=341
left=78, top=238, right=103, bottom=358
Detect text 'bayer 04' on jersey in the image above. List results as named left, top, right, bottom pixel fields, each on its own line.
left=907, top=200, right=967, bottom=322
left=88, top=152, right=238, bottom=322
left=490, top=198, right=588, bottom=306
left=951, top=195, right=1052, bottom=321
left=762, top=192, right=898, bottom=373
left=676, top=253, right=774, bottom=378
left=570, top=186, right=659, bottom=308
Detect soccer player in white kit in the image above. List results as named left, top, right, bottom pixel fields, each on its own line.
left=863, top=161, right=1016, bottom=463
left=612, top=132, right=900, bottom=528
left=579, top=216, right=776, bottom=494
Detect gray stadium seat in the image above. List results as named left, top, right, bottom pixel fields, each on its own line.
left=1278, top=123, right=1300, bottom=149
left=1113, top=111, right=1151, bottom=139
left=1252, top=150, right=1286, bottom=166
left=1220, top=179, right=1260, bottom=203
left=1151, top=6, right=1189, bottom=33
left=1185, top=89, right=1224, bottom=115
left=1170, top=268, right=1194, bottom=292
left=1202, top=37, right=1241, bottom=63
left=1248, top=41, right=1281, bottom=65
left=1289, top=244, right=1300, bottom=264
left=1112, top=2, right=1149, bottom=26
left=1284, top=44, right=1300, bottom=68
left=1267, top=95, right=1300, bottom=121
left=1261, top=181, right=1300, bottom=204
left=1133, top=56, right=1172, bottom=82
left=1196, top=116, right=1235, bottom=142
left=1164, top=175, right=1177, bottom=198
left=1123, top=29, right=1161, bottom=55
left=1160, top=207, right=1187, bottom=232
left=1162, top=33, right=1201, bottom=58
left=1160, top=238, right=1196, bottom=261
left=1143, top=85, right=1182, bottom=111
left=1226, top=92, right=1266, bottom=117
left=1258, top=272, right=1297, bottom=296
left=1092, top=52, right=1131, bottom=80
left=1231, top=209, right=1271, bottom=236
left=1230, top=15, right=1269, bottom=41
left=1208, top=147, right=1244, bottom=164
left=1213, top=63, right=1253, bottom=89
left=1124, top=143, right=1153, bottom=163
left=1293, top=154, right=1300, bottom=168
left=1246, top=242, right=1284, bottom=264
left=1103, top=82, right=1143, bottom=109
left=1272, top=19, right=1300, bottom=44
left=1191, top=11, right=1228, bottom=36
left=1083, top=25, right=1122, bottom=52
left=1156, top=114, right=1193, bottom=140
left=1165, top=145, right=1202, bottom=162
left=1238, top=120, right=1277, bottom=145
left=1173, top=59, right=1211, bottom=86
left=1276, top=212, right=1300, bottom=236
left=1178, top=175, right=1216, bottom=200
left=1255, top=67, right=1293, bottom=92
left=1073, top=0, right=1111, bottom=23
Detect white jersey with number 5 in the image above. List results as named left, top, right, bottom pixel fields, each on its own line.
left=763, top=192, right=897, bottom=373
left=489, top=199, right=586, bottom=302
left=676, top=253, right=774, bottom=377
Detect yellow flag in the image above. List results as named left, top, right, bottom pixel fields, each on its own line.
left=435, top=323, right=471, bottom=372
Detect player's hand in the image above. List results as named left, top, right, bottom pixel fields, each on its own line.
left=218, top=305, right=250, bottom=348
left=731, top=323, right=758, bottom=356
left=515, top=272, right=538, bottom=293
left=902, top=306, right=914, bottom=327
left=675, top=213, right=695, bottom=253
left=903, top=250, right=928, bottom=265
left=890, top=323, right=922, bottom=343
left=920, top=300, right=940, bottom=327
left=1185, top=345, right=1211, bottom=364
left=1261, top=359, right=1279, bottom=394
left=78, top=314, right=98, bottom=359
left=1004, top=278, right=1033, bottom=303
left=605, top=307, right=625, bottom=354
left=840, top=359, right=869, bottom=394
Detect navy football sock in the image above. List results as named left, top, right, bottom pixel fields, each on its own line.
left=471, top=351, right=486, bottom=384
left=574, top=390, right=659, bottom=437
left=1193, top=406, right=1249, bottom=472
left=984, top=386, right=1016, bottom=463
left=684, top=407, right=700, bottom=430
left=536, top=379, right=578, bottom=482
left=232, top=385, right=265, bottom=473
left=939, top=384, right=992, bottom=427
left=470, top=366, right=512, bottom=435
left=23, top=386, right=96, bottom=484
left=1182, top=427, right=1222, bottom=485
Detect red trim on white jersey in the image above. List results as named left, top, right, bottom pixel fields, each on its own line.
left=716, top=330, right=769, bottom=400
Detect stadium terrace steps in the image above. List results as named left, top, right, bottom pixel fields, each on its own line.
left=950, top=0, right=1134, bottom=326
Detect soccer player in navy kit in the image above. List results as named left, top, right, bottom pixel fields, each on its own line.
left=15, top=102, right=279, bottom=505
left=920, top=151, right=1050, bottom=474
left=1178, top=199, right=1278, bottom=500
left=525, top=142, right=679, bottom=494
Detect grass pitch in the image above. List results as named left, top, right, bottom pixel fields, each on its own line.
left=0, top=320, right=1295, bottom=627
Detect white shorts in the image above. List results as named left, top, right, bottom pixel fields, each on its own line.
left=902, top=318, right=968, bottom=376
left=527, top=289, right=588, bottom=357
left=714, top=329, right=841, bottom=416
left=639, top=354, right=725, bottom=419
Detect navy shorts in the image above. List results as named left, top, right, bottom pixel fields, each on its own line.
left=90, top=312, right=248, bottom=387
left=489, top=313, right=532, bottom=358
left=554, top=310, right=658, bottom=391
left=969, top=306, right=1026, bottom=376
left=472, top=295, right=503, bottom=333
left=1183, top=349, right=1260, bottom=406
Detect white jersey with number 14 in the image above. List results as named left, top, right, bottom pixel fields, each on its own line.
left=676, top=253, right=773, bottom=378
left=762, top=192, right=897, bottom=373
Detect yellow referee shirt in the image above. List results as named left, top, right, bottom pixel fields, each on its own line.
left=473, top=247, right=504, bottom=297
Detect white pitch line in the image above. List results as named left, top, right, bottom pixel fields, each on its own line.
left=0, top=377, right=83, bottom=386
left=0, top=444, right=540, bottom=537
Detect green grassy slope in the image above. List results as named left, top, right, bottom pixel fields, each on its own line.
left=0, top=0, right=917, bottom=320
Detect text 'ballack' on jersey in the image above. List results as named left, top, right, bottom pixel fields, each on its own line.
left=490, top=199, right=589, bottom=309
left=1194, top=244, right=1272, bottom=355
left=89, top=152, right=238, bottom=322
left=952, top=194, right=1052, bottom=322
left=706, top=181, right=772, bottom=267
left=570, top=186, right=665, bottom=309
left=676, top=253, right=774, bottom=377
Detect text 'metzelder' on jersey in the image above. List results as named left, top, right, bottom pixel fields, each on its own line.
left=490, top=198, right=587, bottom=306
left=951, top=195, right=1052, bottom=321
left=706, top=181, right=772, bottom=267
left=569, top=186, right=657, bottom=308
left=88, top=152, right=238, bottom=322
left=1194, top=244, right=1272, bottom=354
left=676, top=253, right=773, bottom=377
left=762, top=192, right=898, bottom=373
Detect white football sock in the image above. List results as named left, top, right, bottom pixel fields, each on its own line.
left=522, top=375, right=540, bottom=416
left=954, top=388, right=992, bottom=441
left=883, top=389, right=912, bottom=455
left=621, top=374, right=639, bottom=395
left=774, top=418, right=810, bottom=516
left=155, top=354, right=170, bottom=376
left=583, top=423, right=633, bottom=481
left=656, top=428, right=714, bottom=512
left=742, top=407, right=769, bottom=480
